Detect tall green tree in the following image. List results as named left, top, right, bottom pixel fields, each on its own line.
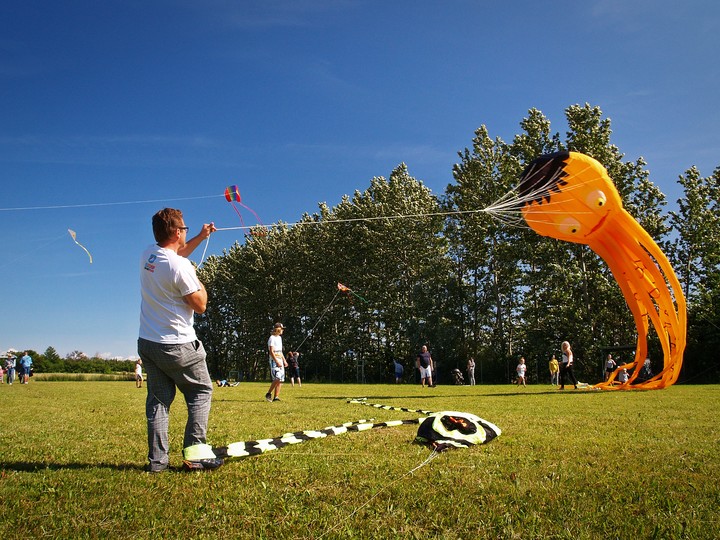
left=444, top=125, right=528, bottom=382
left=668, top=166, right=720, bottom=381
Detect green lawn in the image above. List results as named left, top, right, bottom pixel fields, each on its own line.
left=1, top=381, right=718, bottom=539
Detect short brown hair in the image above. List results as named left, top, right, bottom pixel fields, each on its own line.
left=152, top=208, right=184, bottom=244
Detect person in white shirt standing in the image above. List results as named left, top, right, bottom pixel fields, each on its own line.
left=134, top=359, right=144, bottom=388
left=516, top=356, right=527, bottom=387
left=138, top=207, right=222, bottom=473
left=559, top=341, right=579, bottom=390
left=266, top=323, right=287, bottom=401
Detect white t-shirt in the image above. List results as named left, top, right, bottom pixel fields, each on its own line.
left=139, top=245, right=202, bottom=344
left=268, top=334, right=283, bottom=364
left=517, top=363, right=527, bottom=377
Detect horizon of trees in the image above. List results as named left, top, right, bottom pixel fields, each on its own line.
left=17, top=104, right=719, bottom=385
left=6, top=346, right=138, bottom=375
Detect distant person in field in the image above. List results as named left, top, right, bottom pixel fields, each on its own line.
left=138, top=207, right=223, bottom=472
left=549, top=354, right=559, bottom=385
left=641, top=357, right=653, bottom=380
left=135, top=359, right=144, bottom=388
left=416, top=345, right=433, bottom=387
left=20, top=352, right=33, bottom=384
left=266, top=323, right=287, bottom=401
left=559, top=341, right=578, bottom=390
left=604, top=354, right=617, bottom=381
left=393, top=358, right=404, bottom=383
left=466, top=357, right=476, bottom=386
left=618, top=368, right=629, bottom=384
left=287, top=351, right=301, bottom=387
left=516, top=356, right=527, bottom=387
left=5, top=353, right=16, bottom=384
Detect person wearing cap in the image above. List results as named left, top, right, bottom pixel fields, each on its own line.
left=265, top=322, right=287, bottom=402
left=5, top=353, right=16, bottom=384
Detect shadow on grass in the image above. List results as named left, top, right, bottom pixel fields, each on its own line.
left=300, top=394, right=439, bottom=401
left=0, top=461, right=154, bottom=473
left=480, top=388, right=620, bottom=397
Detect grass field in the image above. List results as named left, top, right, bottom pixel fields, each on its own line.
left=1, top=380, right=718, bottom=539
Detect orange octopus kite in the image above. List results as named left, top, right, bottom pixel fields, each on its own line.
left=515, top=151, right=686, bottom=389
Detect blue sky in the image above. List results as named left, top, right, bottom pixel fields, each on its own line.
left=1, top=1, right=718, bottom=359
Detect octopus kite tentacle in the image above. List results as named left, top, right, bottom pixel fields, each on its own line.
left=515, top=151, right=686, bottom=390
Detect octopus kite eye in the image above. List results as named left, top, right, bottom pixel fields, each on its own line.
left=557, top=218, right=581, bottom=235
left=586, top=190, right=607, bottom=208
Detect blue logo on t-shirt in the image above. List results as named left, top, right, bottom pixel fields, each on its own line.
left=144, top=254, right=157, bottom=273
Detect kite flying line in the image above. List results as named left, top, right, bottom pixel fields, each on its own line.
left=0, top=232, right=68, bottom=271
left=210, top=207, right=498, bottom=233
left=291, top=288, right=342, bottom=353
left=197, top=394, right=501, bottom=539
left=316, top=447, right=442, bottom=540
left=5, top=172, right=621, bottom=271
left=0, top=194, right=219, bottom=212
left=190, top=397, right=496, bottom=539
left=1, top=169, right=610, bottom=232
left=289, top=283, right=370, bottom=352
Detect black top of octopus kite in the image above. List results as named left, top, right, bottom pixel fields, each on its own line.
left=517, top=151, right=571, bottom=207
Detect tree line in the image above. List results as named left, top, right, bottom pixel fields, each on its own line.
left=24, top=104, right=719, bottom=385
left=10, top=346, right=137, bottom=375
left=194, top=104, right=719, bottom=385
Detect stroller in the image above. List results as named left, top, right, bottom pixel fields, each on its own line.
left=451, top=368, right=465, bottom=385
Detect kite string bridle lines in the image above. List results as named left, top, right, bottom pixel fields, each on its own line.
left=291, top=289, right=342, bottom=353
left=0, top=194, right=220, bottom=212
left=195, top=176, right=606, bottom=264
left=0, top=232, right=68, bottom=271
left=208, top=398, right=500, bottom=538
left=3, top=170, right=604, bottom=231
left=208, top=166, right=605, bottom=234
left=314, top=449, right=441, bottom=540
left=6, top=164, right=608, bottom=269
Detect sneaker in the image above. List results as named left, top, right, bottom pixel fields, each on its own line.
left=265, top=393, right=272, bottom=402
left=181, top=458, right=224, bottom=471
left=273, top=397, right=281, bottom=402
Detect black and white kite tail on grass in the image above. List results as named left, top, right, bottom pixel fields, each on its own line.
left=206, top=398, right=501, bottom=462
left=211, top=418, right=422, bottom=460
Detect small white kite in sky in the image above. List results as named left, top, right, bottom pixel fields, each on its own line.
left=68, top=229, right=93, bottom=263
